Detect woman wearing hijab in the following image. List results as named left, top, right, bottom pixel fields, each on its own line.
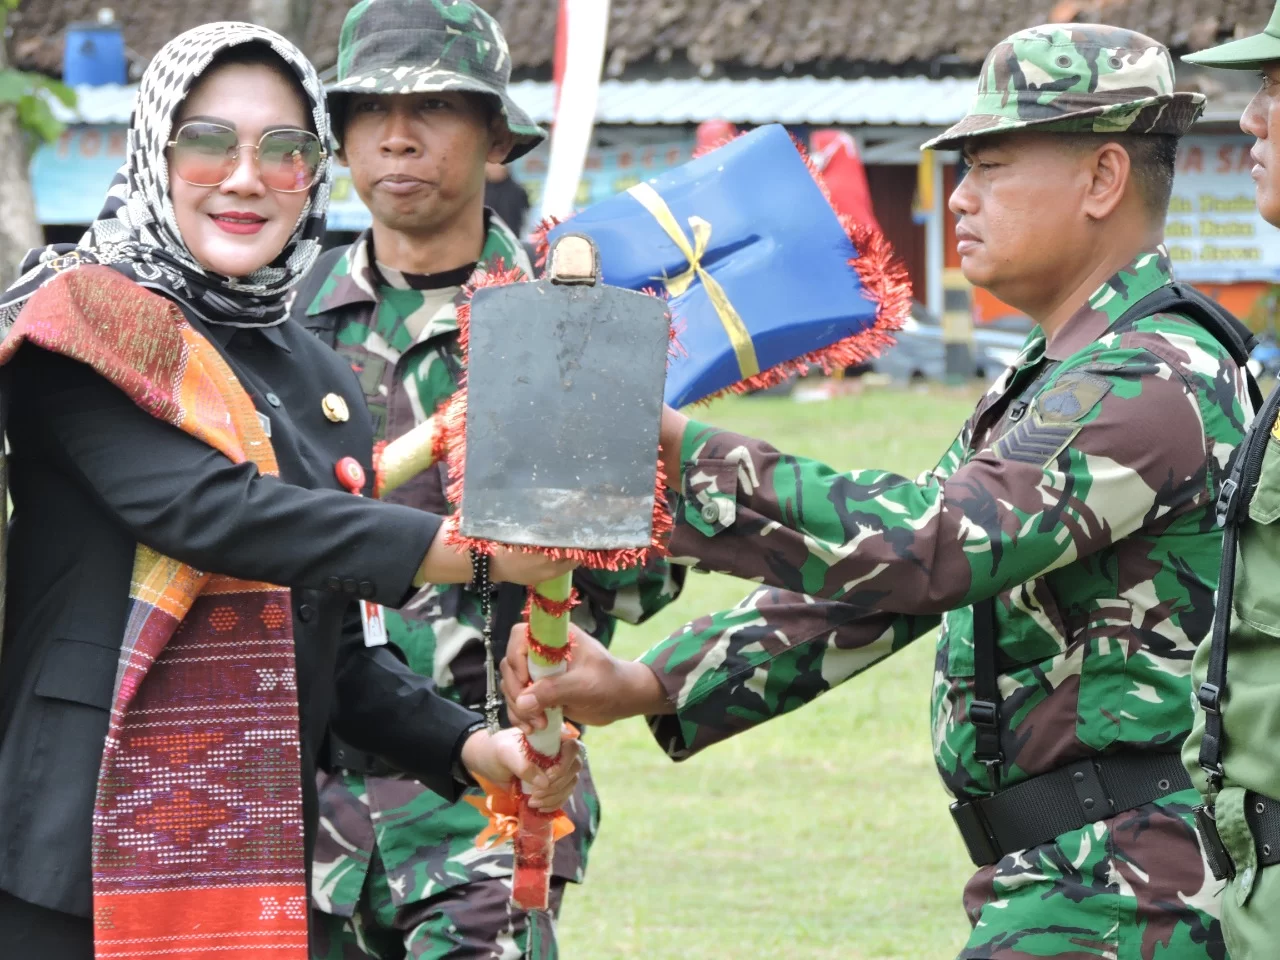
left=0, top=22, right=579, bottom=960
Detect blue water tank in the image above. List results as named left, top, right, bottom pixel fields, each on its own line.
left=63, top=22, right=128, bottom=87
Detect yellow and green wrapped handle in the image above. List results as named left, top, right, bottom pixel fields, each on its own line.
left=511, top=571, right=574, bottom=910
left=373, top=413, right=447, bottom=498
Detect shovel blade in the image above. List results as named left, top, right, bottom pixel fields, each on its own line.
left=459, top=278, right=669, bottom=550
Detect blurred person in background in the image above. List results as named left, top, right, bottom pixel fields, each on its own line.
left=810, top=129, right=881, bottom=232
left=484, top=160, right=530, bottom=238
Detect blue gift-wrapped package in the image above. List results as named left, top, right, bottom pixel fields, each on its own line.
left=545, top=123, right=910, bottom=408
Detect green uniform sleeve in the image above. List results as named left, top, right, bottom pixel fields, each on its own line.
left=640, top=585, right=937, bottom=758
left=668, top=353, right=1217, bottom=615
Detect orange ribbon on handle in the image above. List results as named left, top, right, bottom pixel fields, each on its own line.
left=464, top=775, right=575, bottom=850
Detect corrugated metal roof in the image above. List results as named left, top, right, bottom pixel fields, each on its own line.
left=51, top=76, right=977, bottom=128
left=508, top=76, right=976, bottom=126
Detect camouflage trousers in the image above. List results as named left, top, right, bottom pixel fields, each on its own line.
left=957, top=792, right=1226, bottom=959
left=310, top=848, right=566, bottom=960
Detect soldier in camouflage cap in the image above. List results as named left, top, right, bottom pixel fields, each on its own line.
left=923, top=24, right=1204, bottom=150
left=300, top=2, right=683, bottom=958
left=503, top=22, right=1250, bottom=960
left=327, top=0, right=544, bottom=161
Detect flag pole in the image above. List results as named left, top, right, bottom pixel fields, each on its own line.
left=537, top=0, right=611, bottom=222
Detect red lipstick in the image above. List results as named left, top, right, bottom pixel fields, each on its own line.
left=210, top=211, right=267, bottom=235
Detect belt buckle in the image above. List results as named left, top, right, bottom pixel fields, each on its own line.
left=1194, top=804, right=1236, bottom=882
left=950, top=800, right=999, bottom=868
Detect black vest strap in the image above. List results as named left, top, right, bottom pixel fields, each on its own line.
left=972, top=356, right=1060, bottom=780
left=1111, top=282, right=1264, bottom=409
left=971, top=597, right=1003, bottom=773
left=1197, top=381, right=1280, bottom=786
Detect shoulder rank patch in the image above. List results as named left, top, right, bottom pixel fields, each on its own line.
left=1034, top=371, right=1112, bottom=424
left=992, top=371, right=1113, bottom=467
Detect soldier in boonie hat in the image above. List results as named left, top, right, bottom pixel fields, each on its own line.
left=907, top=24, right=1244, bottom=959
left=922, top=24, right=1209, bottom=304
left=303, top=3, right=685, bottom=958
left=923, top=24, right=1204, bottom=150
left=327, top=0, right=545, bottom=161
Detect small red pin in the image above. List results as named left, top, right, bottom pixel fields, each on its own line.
left=335, top=456, right=366, bottom=495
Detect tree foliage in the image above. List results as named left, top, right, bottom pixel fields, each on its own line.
left=0, top=0, right=76, bottom=144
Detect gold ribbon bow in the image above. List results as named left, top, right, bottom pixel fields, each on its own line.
left=626, top=182, right=760, bottom=380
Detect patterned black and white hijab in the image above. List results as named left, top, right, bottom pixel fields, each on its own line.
left=0, top=22, right=331, bottom=331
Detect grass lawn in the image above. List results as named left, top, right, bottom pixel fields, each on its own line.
left=557, top=385, right=988, bottom=959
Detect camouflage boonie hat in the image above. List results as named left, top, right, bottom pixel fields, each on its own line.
left=923, top=25, right=1205, bottom=151
left=1182, top=1, right=1280, bottom=70
left=328, top=0, right=545, bottom=162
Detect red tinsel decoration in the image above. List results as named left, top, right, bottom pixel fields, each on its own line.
left=431, top=411, right=449, bottom=468
left=440, top=269, right=674, bottom=571
left=640, top=285, right=687, bottom=364
left=667, top=320, right=688, bottom=362
left=519, top=738, right=564, bottom=772
left=529, top=215, right=564, bottom=271
left=525, top=589, right=581, bottom=619
left=526, top=627, right=574, bottom=665
left=455, top=258, right=527, bottom=360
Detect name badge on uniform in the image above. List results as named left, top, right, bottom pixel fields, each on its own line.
left=360, top=599, right=388, bottom=648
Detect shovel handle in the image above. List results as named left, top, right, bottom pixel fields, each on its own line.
left=511, top=571, right=574, bottom=911
left=374, top=413, right=446, bottom=497
left=547, top=234, right=599, bottom=287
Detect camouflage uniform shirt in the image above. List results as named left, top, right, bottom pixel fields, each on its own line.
left=643, top=249, right=1244, bottom=959
left=304, top=213, right=683, bottom=917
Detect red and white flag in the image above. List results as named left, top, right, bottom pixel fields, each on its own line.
left=538, top=0, right=611, bottom=222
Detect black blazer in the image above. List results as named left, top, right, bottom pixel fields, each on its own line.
left=0, top=299, right=482, bottom=918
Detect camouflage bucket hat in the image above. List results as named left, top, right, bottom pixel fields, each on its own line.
left=923, top=25, right=1205, bottom=151
left=1182, top=1, right=1280, bottom=70
left=328, top=0, right=545, bottom=162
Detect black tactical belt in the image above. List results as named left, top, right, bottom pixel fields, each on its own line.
left=950, top=752, right=1192, bottom=867
left=1195, top=792, right=1280, bottom=882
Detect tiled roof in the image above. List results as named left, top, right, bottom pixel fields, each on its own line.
left=10, top=0, right=1275, bottom=78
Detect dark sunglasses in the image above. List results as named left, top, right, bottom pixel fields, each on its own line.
left=167, top=121, right=326, bottom=194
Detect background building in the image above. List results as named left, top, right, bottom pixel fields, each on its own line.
left=10, top=0, right=1279, bottom=328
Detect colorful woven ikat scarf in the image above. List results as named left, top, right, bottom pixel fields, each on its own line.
left=0, top=18, right=335, bottom=960
left=0, top=265, right=309, bottom=958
